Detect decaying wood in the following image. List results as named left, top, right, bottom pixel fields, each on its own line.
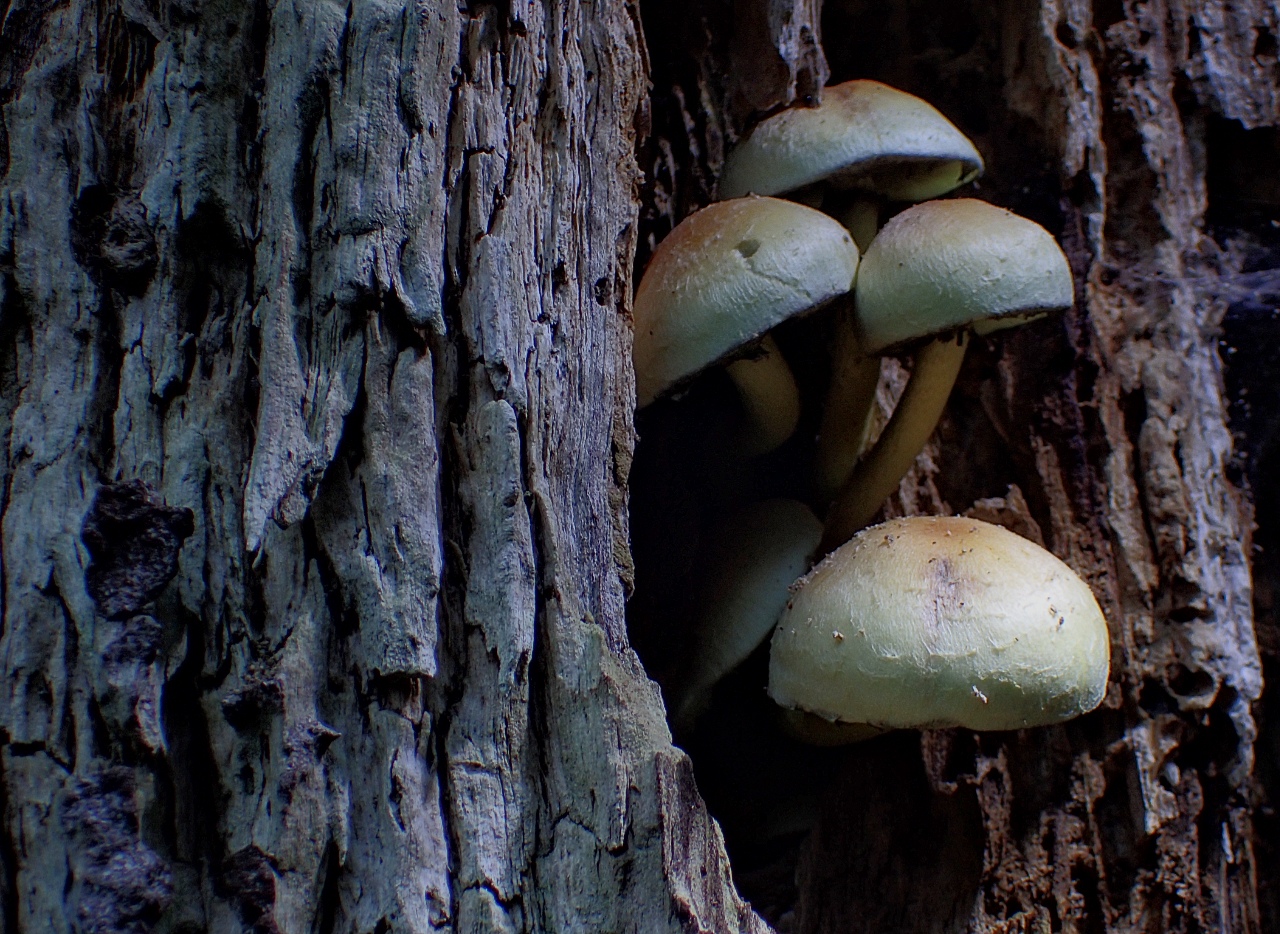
left=636, top=0, right=1279, bottom=931
left=637, top=0, right=828, bottom=259
left=3, top=0, right=1278, bottom=929
left=0, top=0, right=813, bottom=928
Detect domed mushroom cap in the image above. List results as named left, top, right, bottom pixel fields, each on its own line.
left=719, top=80, right=984, bottom=202
left=634, top=196, right=859, bottom=407
left=768, top=516, right=1110, bottom=731
left=855, top=199, right=1074, bottom=354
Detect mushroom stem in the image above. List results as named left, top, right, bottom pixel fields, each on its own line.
left=820, top=332, right=968, bottom=554
left=814, top=196, right=882, bottom=503
left=776, top=709, right=887, bottom=746
left=667, top=499, right=822, bottom=737
left=724, top=334, right=802, bottom=455
left=815, top=317, right=881, bottom=503
left=838, top=197, right=879, bottom=254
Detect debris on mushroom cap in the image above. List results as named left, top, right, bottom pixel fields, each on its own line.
left=633, top=196, right=859, bottom=407
left=768, top=516, right=1110, bottom=731
left=719, top=80, right=984, bottom=202
left=854, top=198, right=1074, bottom=354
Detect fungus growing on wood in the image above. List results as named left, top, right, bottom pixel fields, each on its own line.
left=717, top=80, right=984, bottom=496
left=669, top=499, right=822, bottom=735
left=821, top=199, right=1073, bottom=552
left=719, top=80, right=983, bottom=215
left=633, top=196, right=860, bottom=454
left=769, top=516, right=1109, bottom=735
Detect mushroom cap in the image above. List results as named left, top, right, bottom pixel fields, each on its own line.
left=719, top=80, right=984, bottom=202
left=634, top=196, right=859, bottom=407
left=673, top=499, right=822, bottom=730
left=768, top=516, right=1110, bottom=731
left=689, top=499, right=823, bottom=683
left=854, top=199, right=1074, bottom=354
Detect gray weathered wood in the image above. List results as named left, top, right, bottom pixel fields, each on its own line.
left=0, top=0, right=822, bottom=927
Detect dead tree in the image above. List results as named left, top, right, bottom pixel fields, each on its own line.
left=0, top=0, right=1277, bottom=931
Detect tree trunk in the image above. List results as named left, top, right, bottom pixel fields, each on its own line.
left=635, top=1, right=1280, bottom=932
left=1, top=1, right=1277, bottom=934
left=0, top=0, right=780, bottom=930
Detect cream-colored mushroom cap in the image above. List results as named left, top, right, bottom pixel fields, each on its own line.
left=768, top=516, right=1110, bottom=731
left=855, top=199, right=1074, bottom=353
left=719, top=81, right=983, bottom=202
left=633, top=196, right=859, bottom=407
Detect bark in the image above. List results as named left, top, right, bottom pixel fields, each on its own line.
left=2, top=0, right=1278, bottom=932
left=635, top=0, right=1279, bottom=932
left=0, top=0, right=822, bottom=929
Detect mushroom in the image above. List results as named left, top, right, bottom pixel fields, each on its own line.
left=668, top=499, right=822, bottom=735
left=820, top=199, right=1073, bottom=553
left=717, top=80, right=984, bottom=495
left=634, top=196, right=860, bottom=454
left=719, top=80, right=983, bottom=216
left=768, top=516, right=1110, bottom=735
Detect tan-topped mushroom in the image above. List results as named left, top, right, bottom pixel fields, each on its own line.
left=719, top=80, right=983, bottom=209
left=769, top=516, right=1110, bottom=734
left=820, top=200, right=1073, bottom=553
left=634, top=196, right=859, bottom=453
left=717, top=80, right=984, bottom=495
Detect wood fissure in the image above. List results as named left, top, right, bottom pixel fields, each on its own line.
left=0, top=0, right=785, bottom=927
left=632, top=0, right=1276, bottom=931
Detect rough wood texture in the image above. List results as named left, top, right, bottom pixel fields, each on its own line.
left=0, top=0, right=773, bottom=930
left=637, top=0, right=829, bottom=259
left=635, top=0, right=1278, bottom=931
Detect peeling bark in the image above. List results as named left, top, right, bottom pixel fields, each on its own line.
left=0, top=0, right=808, bottom=928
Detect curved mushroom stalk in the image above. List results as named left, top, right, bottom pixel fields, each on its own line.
left=813, top=200, right=881, bottom=498
left=820, top=333, right=967, bottom=554
left=815, top=315, right=881, bottom=503
left=716, top=82, right=984, bottom=488
left=724, top=335, right=802, bottom=456
left=668, top=499, right=821, bottom=737
left=817, top=199, right=1075, bottom=551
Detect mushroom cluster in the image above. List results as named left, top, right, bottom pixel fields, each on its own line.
left=631, top=79, right=1108, bottom=746
left=634, top=195, right=859, bottom=454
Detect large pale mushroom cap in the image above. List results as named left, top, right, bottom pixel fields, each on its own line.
left=854, top=199, right=1074, bottom=354
left=768, top=516, right=1110, bottom=731
left=633, top=196, right=859, bottom=407
left=719, top=80, right=984, bottom=202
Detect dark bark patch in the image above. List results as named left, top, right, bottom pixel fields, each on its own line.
left=221, top=675, right=285, bottom=730
left=61, top=766, right=173, bottom=934
left=96, top=2, right=160, bottom=103
left=217, top=846, right=281, bottom=934
left=102, top=614, right=164, bottom=666
left=0, top=0, right=66, bottom=175
left=82, top=479, right=195, bottom=620
left=98, top=615, right=166, bottom=755
left=69, top=187, right=159, bottom=295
